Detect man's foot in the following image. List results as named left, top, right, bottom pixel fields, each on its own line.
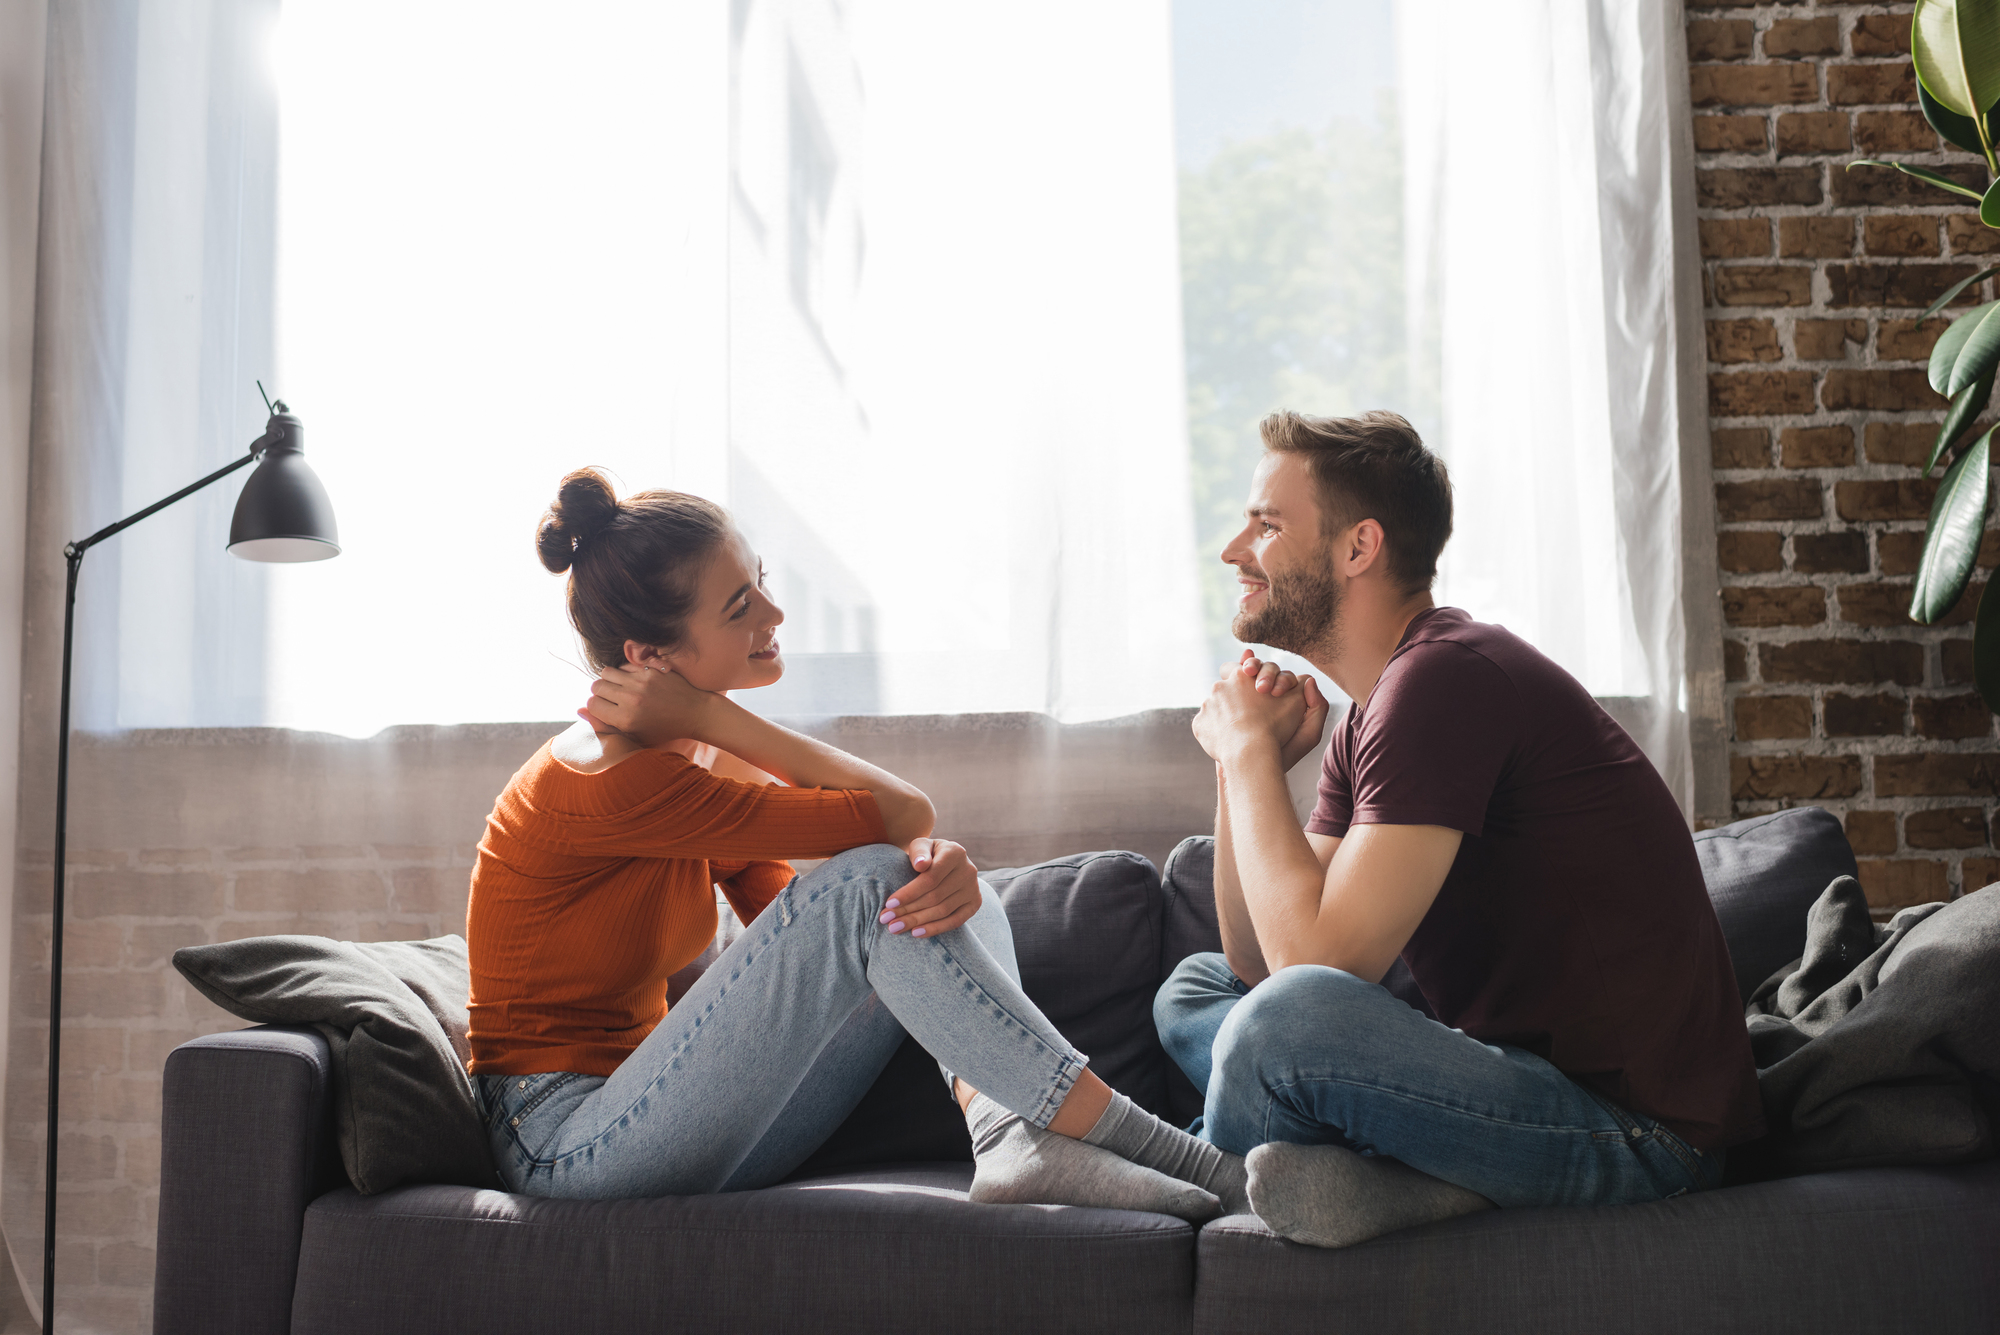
left=1246, top=1141, right=1493, bottom=1248
left=965, top=1093, right=1222, bottom=1222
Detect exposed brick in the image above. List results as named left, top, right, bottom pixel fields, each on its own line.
left=1845, top=809, right=1899, bottom=856
left=1761, top=638, right=1925, bottom=685
left=1691, top=63, right=1819, bottom=108
left=97, top=1243, right=156, bottom=1289
left=1688, top=18, right=1754, bottom=61
left=1701, top=167, right=1824, bottom=209
left=1733, top=694, right=1812, bottom=739
left=1726, top=639, right=1749, bottom=681
left=1822, top=368, right=1949, bottom=412
left=1776, top=110, right=1850, bottom=154
left=390, top=866, right=471, bottom=913
left=1875, top=753, right=2000, bottom=796
left=1906, top=806, right=1989, bottom=849
left=1724, top=586, right=1826, bottom=626
left=1836, top=579, right=1979, bottom=627
left=1712, top=426, right=1773, bottom=469
left=1915, top=692, right=1995, bottom=740
left=1963, top=857, right=2000, bottom=891
left=1824, top=690, right=1905, bottom=735
left=68, top=870, right=221, bottom=920
left=1947, top=213, right=2000, bottom=255
left=1711, top=370, right=1818, bottom=417
left=1864, top=422, right=1941, bottom=466
left=1713, top=264, right=1814, bottom=306
left=1836, top=478, right=1940, bottom=520
left=61, top=921, right=122, bottom=969
left=1780, top=425, right=1854, bottom=467
left=1717, top=477, right=1822, bottom=520
left=1695, top=114, right=1769, bottom=153
left=1709, top=318, right=1782, bottom=363
left=1851, top=15, right=1913, bottom=57
left=1864, top=215, right=1941, bottom=257
left=232, top=868, right=388, bottom=913
left=1857, top=858, right=1949, bottom=908
left=1731, top=755, right=1863, bottom=800
left=1833, top=161, right=1986, bottom=207
left=1765, top=16, right=1840, bottom=58
left=1852, top=109, right=1936, bottom=155
left=1944, top=637, right=1977, bottom=684
left=1826, top=264, right=1979, bottom=311
left=1794, top=318, right=1867, bottom=360
left=1778, top=216, right=1852, bottom=258
left=1828, top=63, right=1919, bottom=106
left=1793, top=530, right=1868, bottom=573
left=1700, top=217, right=1772, bottom=258
left=1720, top=530, right=1784, bottom=572
left=1877, top=319, right=1944, bottom=361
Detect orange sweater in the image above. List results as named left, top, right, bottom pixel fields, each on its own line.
left=466, top=741, right=887, bottom=1076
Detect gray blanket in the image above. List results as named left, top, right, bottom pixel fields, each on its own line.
left=1745, top=877, right=2000, bottom=1174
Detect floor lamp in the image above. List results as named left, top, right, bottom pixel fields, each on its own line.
left=44, top=396, right=339, bottom=1331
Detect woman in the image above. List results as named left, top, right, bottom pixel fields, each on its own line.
left=465, top=469, right=1248, bottom=1217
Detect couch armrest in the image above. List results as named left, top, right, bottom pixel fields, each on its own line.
left=154, top=1026, right=342, bottom=1335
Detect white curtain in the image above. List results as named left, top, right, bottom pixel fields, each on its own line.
left=1399, top=0, right=1701, bottom=809
left=10, top=0, right=279, bottom=1321
left=262, top=0, right=1211, bottom=736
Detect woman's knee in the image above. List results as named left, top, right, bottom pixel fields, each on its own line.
left=814, top=843, right=918, bottom=904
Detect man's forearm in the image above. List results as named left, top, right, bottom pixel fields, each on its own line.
left=1213, top=769, right=1272, bottom=985
left=1217, top=743, right=1329, bottom=974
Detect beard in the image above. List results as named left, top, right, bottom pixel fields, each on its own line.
left=1231, top=551, right=1342, bottom=660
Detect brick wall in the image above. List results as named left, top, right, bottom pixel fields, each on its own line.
left=1691, top=2, right=2000, bottom=913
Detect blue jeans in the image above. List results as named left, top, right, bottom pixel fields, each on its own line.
left=475, top=844, right=1084, bottom=1198
left=1154, top=952, right=1724, bottom=1209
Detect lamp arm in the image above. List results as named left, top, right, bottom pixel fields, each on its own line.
left=64, top=443, right=264, bottom=559
left=44, top=423, right=273, bottom=1330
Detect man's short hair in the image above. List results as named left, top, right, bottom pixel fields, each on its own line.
left=1260, top=409, right=1453, bottom=595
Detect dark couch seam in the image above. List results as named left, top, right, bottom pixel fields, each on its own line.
left=310, top=1209, right=1191, bottom=1245
left=1199, top=1197, right=2000, bottom=1245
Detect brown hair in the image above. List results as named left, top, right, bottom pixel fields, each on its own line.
left=1260, top=409, right=1453, bottom=595
left=536, top=468, right=733, bottom=669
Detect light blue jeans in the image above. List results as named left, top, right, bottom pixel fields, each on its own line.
left=1154, top=952, right=1725, bottom=1209
left=475, top=844, right=1085, bottom=1198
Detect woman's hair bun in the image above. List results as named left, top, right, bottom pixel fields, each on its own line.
left=536, top=468, right=621, bottom=574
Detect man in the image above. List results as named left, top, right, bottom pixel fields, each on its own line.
left=1157, top=409, right=1762, bottom=1249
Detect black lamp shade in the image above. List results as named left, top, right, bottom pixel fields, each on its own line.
left=227, top=412, right=340, bottom=562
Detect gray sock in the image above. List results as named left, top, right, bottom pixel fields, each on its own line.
left=964, top=1093, right=1222, bottom=1223
left=1246, top=1141, right=1493, bottom=1248
left=1081, top=1091, right=1251, bottom=1216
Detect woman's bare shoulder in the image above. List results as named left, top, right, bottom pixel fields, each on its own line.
left=548, top=719, right=643, bottom=775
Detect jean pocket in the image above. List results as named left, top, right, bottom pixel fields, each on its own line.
left=493, top=1072, right=585, bottom=1159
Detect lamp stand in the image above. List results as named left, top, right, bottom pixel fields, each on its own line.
left=43, top=445, right=265, bottom=1332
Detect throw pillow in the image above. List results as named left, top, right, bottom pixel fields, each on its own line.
left=173, top=935, right=497, bottom=1195
left=1693, top=807, right=1859, bottom=1003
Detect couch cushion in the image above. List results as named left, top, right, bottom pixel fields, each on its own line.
left=1192, top=1160, right=2000, bottom=1334
left=172, top=935, right=495, bottom=1194
left=290, top=1166, right=1196, bottom=1335
left=1693, top=806, right=1858, bottom=1002
left=986, top=851, right=1170, bottom=1114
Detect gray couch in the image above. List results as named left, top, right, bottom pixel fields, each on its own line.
left=154, top=811, right=2000, bottom=1334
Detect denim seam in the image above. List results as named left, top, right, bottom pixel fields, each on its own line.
left=917, top=930, right=1086, bottom=1127
left=1259, top=1073, right=1635, bottom=1142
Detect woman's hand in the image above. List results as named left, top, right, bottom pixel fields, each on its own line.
left=585, top=663, right=720, bottom=748
left=880, top=838, right=983, bottom=938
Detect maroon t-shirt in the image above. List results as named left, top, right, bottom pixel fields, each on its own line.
left=1306, top=607, right=1764, bottom=1151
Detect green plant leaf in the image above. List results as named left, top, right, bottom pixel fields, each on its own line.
left=1950, top=301, right=2000, bottom=395
left=1920, top=82, right=2000, bottom=155
left=1921, top=264, right=2000, bottom=324
left=1974, top=576, right=2000, bottom=712
left=1928, top=367, right=1996, bottom=474
left=1914, top=0, right=2000, bottom=120
left=1846, top=159, right=1987, bottom=201
left=1929, top=301, right=1996, bottom=393
left=1911, top=427, right=1993, bottom=624
left=1985, top=176, right=2000, bottom=227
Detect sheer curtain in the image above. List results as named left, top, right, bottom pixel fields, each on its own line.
left=1399, top=0, right=1708, bottom=810
left=262, top=0, right=1210, bottom=736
